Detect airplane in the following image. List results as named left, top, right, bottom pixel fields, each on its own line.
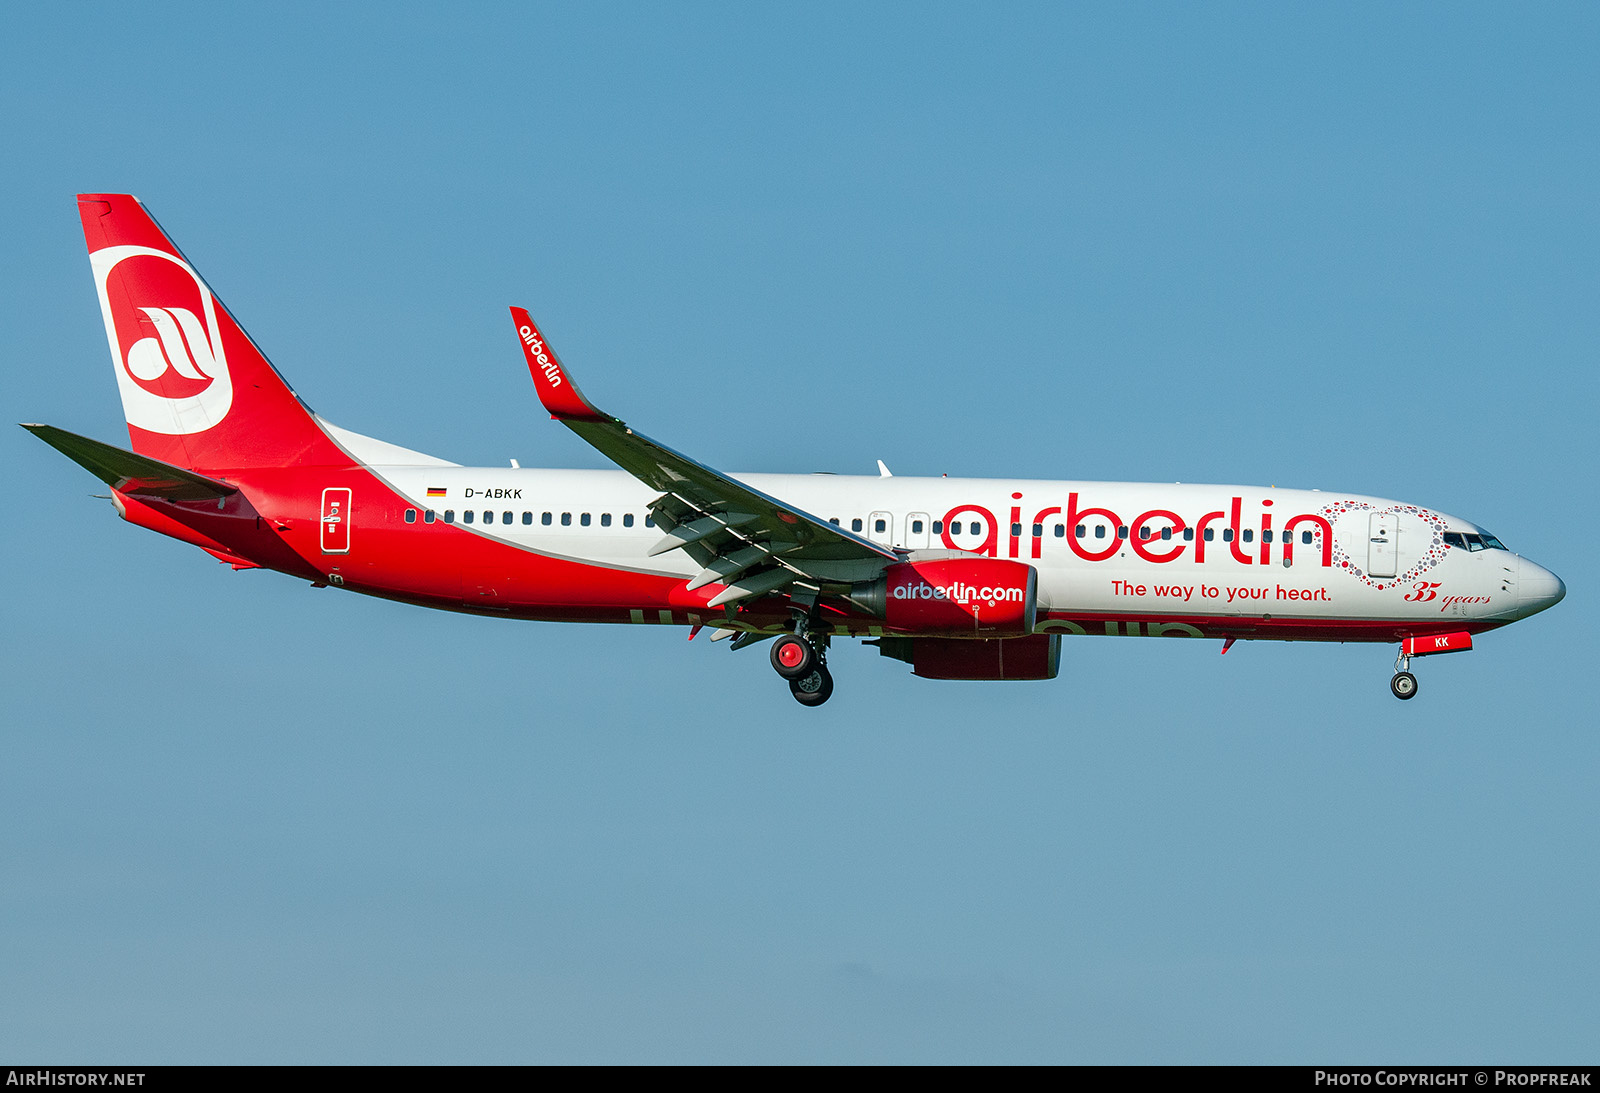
left=27, top=194, right=1565, bottom=707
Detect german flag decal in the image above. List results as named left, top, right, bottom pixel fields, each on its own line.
left=426, top=487, right=446, bottom=498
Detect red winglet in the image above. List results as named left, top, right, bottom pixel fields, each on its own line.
left=509, top=307, right=608, bottom=422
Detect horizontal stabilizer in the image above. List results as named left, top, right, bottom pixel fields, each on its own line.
left=23, top=423, right=238, bottom=501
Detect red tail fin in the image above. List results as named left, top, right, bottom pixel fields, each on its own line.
left=78, top=194, right=349, bottom=472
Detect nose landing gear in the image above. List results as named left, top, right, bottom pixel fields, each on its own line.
left=1391, top=649, right=1418, bottom=700
left=1388, top=630, right=1475, bottom=700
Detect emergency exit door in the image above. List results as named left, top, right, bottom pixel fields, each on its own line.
left=320, top=488, right=351, bottom=554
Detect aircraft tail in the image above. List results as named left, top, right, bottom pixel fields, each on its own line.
left=77, top=194, right=350, bottom=472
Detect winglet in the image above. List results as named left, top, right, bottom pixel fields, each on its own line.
left=509, top=307, right=610, bottom=423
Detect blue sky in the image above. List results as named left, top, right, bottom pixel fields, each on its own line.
left=2, top=2, right=1595, bottom=1063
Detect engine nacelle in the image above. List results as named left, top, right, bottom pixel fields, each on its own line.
left=853, top=558, right=1038, bottom=637
left=872, top=634, right=1062, bottom=680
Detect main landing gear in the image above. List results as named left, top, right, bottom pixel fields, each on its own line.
left=1391, top=650, right=1418, bottom=701
left=771, top=620, right=833, bottom=707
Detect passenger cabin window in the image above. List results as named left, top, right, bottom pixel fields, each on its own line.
left=522, top=512, right=533, bottom=525
left=645, top=516, right=655, bottom=528
left=911, top=520, right=924, bottom=534
left=829, top=518, right=840, bottom=526
left=851, top=519, right=863, bottom=532
left=1031, top=523, right=1043, bottom=537
left=1054, top=524, right=1065, bottom=538
left=1222, top=529, right=1233, bottom=542
left=404, top=509, right=416, bottom=523
left=1117, top=526, right=1128, bottom=539
left=1182, top=527, right=1193, bottom=540
left=443, top=510, right=455, bottom=523
left=502, top=511, right=512, bottom=524
left=601, top=513, right=612, bottom=527
left=561, top=513, right=572, bottom=526
left=482, top=510, right=492, bottom=523
left=932, top=521, right=943, bottom=534
left=1302, top=530, right=1313, bottom=544
left=623, top=514, right=634, bottom=527
left=424, top=510, right=435, bottom=524
left=875, top=519, right=887, bottom=533
left=581, top=513, right=591, bottom=526
left=542, top=512, right=552, bottom=525
left=463, top=510, right=474, bottom=524
left=1242, top=529, right=1254, bottom=543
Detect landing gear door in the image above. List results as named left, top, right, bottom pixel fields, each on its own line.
left=1368, top=512, right=1397, bottom=578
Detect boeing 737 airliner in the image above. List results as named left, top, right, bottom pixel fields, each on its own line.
left=27, top=194, right=1565, bottom=706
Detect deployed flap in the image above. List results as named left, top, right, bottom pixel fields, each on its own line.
left=508, top=308, right=897, bottom=601
left=23, top=423, right=238, bottom=501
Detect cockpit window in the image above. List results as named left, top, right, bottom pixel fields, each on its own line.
left=1445, top=531, right=1509, bottom=552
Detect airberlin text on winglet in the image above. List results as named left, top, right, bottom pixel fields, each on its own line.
left=519, top=324, right=562, bottom=387
left=510, top=307, right=608, bottom=423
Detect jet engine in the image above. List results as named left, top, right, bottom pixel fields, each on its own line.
left=852, top=557, right=1038, bottom=637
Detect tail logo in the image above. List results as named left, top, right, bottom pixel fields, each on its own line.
left=125, top=306, right=219, bottom=387
left=90, top=245, right=234, bottom=435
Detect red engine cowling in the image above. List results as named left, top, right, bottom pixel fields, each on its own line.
left=853, top=558, right=1038, bottom=636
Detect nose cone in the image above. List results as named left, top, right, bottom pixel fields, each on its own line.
left=1518, top=556, right=1566, bottom=617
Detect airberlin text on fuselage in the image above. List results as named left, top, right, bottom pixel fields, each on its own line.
left=519, top=326, right=563, bottom=387
left=943, top=492, right=1336, bottom=567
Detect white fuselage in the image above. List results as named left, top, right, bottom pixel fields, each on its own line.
left=369, top=464, right=1559, bottom=637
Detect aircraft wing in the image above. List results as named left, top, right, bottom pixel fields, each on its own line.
left=509, top=308, right=897, bottom=607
